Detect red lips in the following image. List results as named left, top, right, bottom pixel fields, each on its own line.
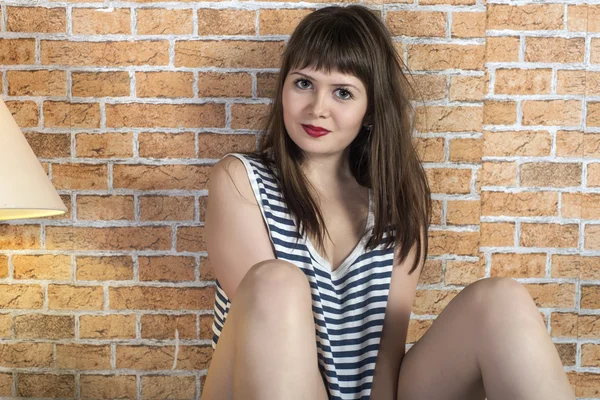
left=302, top=124, right=330, bottom=137
left=302, top=124, right=330, bottom=133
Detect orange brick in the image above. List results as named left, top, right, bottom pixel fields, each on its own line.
left=0, top=225, right=41, bottom=250
left=13, top=254, right=71, bottom=280
left=117, top=345, right=211, bottom=370
left=41, top=40, right=170, bottom=66
left=0, top=343, right=53, bottom=368
left=521, top=223, right=579, bottom=248
left=76, top=195, right=135, bottom=220
left=14, top=314, right=74, bottom=339
left=446, top=200, right=479, bottom=225
left=109, top=286, right=215, bottom=310
left=481, top=191, right=558, bottom=217
left=75, top=132, right=133, bottom=158
left=0, top=373, right=12, bottom=396
left=407, top=43, right=485, bottom=71
left=51, top=163, right=108, bottom=190
left=80, top=375, right=137, bottom=399
left=427, top=230, right=479, bottom=256
left=76, top=256, right=133, bottom=281
left=174, top=40, right=283, bottom=68
left=79, top=314, right=136, bottom=339
left=7, top=70, right=66, bottom=96
left=136, top=71, right=194, bottom=98
left=567, top=4, right=589, bottom=32
left=480, top=222, right=515, bottom=247
left=141, top=314, right=197, bottom=339
left=199, top=314, right=215, bottom=339
left=492, top=252, right=547, bottom=279
left=520, top=162, right=582, bottom=187
left=522, top=100, right=582, bottom=126
left=137, top=8, right=193, bottom=35
left=586, top=101, right=600, bottom=127
left=56, top=344, right=111, bottom=369
left=43, top=101, right=101, bottom=128
left=141, top=375, right=196, bottom=398
left=72, top=7, right=131, bottom=34
left=258, top=8, right=313, bottom=36
left=445, top=258, right=485, bottom=286
left=483, top=100, right=517, bottom=125
left=23, top=132, right=70, bottom=158
left=200, top=257, right=216, bottom=281
left=45, top=226, right=172, bottom=251
left=414, top=137, right=444, bottom=163
left=494, top=69, right=552, bottom=95
left=386, top=10, right=445, bottom=37
left=523, top=282, right=576, bottom=308
left=525, top=37, right=585, bottom=63
left=197, top=9, right=255, bottom=35
left=584, top=225, right=600, bottom=250
left=0, top=38, right=35, bottom=64
left=231, top=103, right=271, bottom=130
left=5, top=100, right=38, bottom=127
left=198, top=72, right=252, bottom=98
left=139, top=196, right=195, bottom=221
left=72, top=71, right=130, bottom=97
left=451, top=11, right=485, bottom=38
left=425, top=168, right=472, bottom=194
left=176, top=226, right=204, bottom=252
left=487, top=4, right=563, bottom=30
left=557, top=70, right=586, bottom=95
left=449, top=138, right=482, bottom=163
left=0, top=256, right=7, bottom=279
left=256, top=72, right=278, bottom=98
left=483, top=130, right=551, bottom=157
left=486, top=36, right=520, bottom=62
left=480, top=161, right=517, bottom=186
left=197, top=133, right=256, bottom=160
left=6, top=6, right=66, bottom=33
left=113, top=164, right=210, bottom=190
left=449, top=75, right=486, bottom=102
left=105, top=103, right=225, bottom=128
left=0, top=314, right=11, bottom=338
left=139, top=132, right=196, bottom=158
left=16, top=374, right=74, bottom=398
left=0, top=284, right=44, bottom=309
left=415, top=105, right=482, bottom=133
left=48, top=284, right=104, bottom=310
left=139, top=256, right=196, bottom=281
left=551, top=254, right=584, bottom=279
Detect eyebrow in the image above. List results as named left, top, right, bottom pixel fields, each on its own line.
left=289, top=72, right=361, bottom=92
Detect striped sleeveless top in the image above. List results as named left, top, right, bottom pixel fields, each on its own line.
left=210, top=152, right=396, bottom=400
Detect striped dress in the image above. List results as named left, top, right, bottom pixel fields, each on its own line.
left=210, top=152, right=396, bottom=400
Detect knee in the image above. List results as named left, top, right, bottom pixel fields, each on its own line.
left=237, top=259, right=312, bottom=313
left=470, top=277, right=544, bottom=329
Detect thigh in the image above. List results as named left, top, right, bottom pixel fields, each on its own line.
left=395, top=278, right=494, bottom=400
left=201, top=260, right=329, bottom=400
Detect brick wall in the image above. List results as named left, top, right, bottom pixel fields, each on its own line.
left=0, top=0, right=598, bottom=399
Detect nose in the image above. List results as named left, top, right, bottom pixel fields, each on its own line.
left=308, top=90, right=331, bottom=118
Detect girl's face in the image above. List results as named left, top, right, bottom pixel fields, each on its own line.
left=282, top=66, right=369, bottom=160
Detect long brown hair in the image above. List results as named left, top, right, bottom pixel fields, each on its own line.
left=227, top=4, right=431, bottom=275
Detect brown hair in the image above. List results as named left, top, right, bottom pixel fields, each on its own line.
left=228, top=4, right=431, bottom=275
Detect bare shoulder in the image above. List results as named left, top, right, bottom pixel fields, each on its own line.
left=213, top=155, right=259, bottom=208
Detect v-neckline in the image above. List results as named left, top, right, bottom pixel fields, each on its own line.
left=297, top=188, right=374, bottom=278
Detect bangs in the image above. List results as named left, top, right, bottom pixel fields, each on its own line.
left=286, top=14, right=372, bottom=85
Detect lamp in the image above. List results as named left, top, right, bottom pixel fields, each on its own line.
left=0, top=97, right=67, bottom=221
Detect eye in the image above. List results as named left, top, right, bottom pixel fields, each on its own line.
left=292, top=78, right=355, bottom=100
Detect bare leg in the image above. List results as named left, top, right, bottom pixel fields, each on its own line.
left=395, top=277, right=575, bottom=400
left=477, top=278, right=576, bottom=400
left=201, top=260, right=328, bottom=400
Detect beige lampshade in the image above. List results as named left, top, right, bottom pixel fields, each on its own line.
left=0, top=97, right=67, bottom=221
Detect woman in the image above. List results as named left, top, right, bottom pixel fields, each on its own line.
left=202, top=5, right=576, bottom=400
